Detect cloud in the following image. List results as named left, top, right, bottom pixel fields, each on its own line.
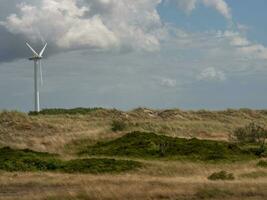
left=202, top=0, right=231, bottom=20
left=223, top=31, right=267, bottom=60
left=174, top=0, right=231, bottom=20
left=174, top=0, right=197, bottom=14
left=159, top=77, right=177, bottom=87
left=0, top=0, right=165, bottom=52
left=1, top=2, right=118, bottom=49
left=0, top=0, right=266, bottom=67
left=197, top=67, right=226, bottom=81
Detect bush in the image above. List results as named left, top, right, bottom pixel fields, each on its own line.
left=232, top=123, right=267, bottom=146
left=111, top=120, right=127, bottom=132
left=81, top=132, right=255, bottom=161
left=208, top=171, right=235, bottom=181
left=257, top=160, right=267, bottom=168
left=0, top=147, right=142, bottom=173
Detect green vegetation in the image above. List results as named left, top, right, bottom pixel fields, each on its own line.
left=232, top=123, right=267, bottom=151
left=28, top=107, right=103, bottom=115
left=208, top=171, right=235, bottom=181
left=0, top=147, right=60, bottom=171
left=230, top=123, right=267, bottom=158
left=257, top=160, right=267, bottom=168
left=111, top=120, right=127, bottom=132
left=0, top=147, right=141, bottom=173
left=81, top=132, right=256, bottom=161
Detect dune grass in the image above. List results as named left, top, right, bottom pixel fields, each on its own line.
left=240, top=171, right=267, bottom=179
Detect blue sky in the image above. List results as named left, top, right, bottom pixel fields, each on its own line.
left=0, top=0, right=267, bottom=111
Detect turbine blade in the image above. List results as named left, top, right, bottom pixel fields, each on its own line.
left=39, top=60, right=43, bottom=86
left=26, top=43, right=39, bottom=57
left=39, top=43, right=47, bottom=57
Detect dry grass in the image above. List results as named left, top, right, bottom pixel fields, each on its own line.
left=1, top=109, right=267, bottom=199
left=0, top=162, right=267, bottom=200
left=1, top=108, right=267, bottom=153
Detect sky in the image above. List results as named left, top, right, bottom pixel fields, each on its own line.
left=0, top=0, right=267, bottom=112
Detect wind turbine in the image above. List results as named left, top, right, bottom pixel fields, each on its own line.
left=26, top=42, right=47, bottom=112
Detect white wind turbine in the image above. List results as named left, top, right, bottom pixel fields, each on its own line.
left=26, top=42, right=47, bottom=112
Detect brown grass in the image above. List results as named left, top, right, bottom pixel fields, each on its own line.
left=1, top=108, right=267, bottom=153
left=0, top=163, right=267, bottom=200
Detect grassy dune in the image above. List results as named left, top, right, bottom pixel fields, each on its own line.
left=81, top=131, right=256, bottom=161
left=0, top=108, right=267, bottom=199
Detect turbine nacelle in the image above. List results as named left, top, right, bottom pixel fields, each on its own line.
left=29, top=56, right=42, bottom=61
left=26, top=42, right=47, bottom=60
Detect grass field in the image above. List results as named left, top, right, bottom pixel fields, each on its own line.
left=0, top=108, right=267, bottom=200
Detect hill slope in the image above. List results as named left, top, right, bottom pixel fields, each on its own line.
left=1, top=108, right=267, bottom=153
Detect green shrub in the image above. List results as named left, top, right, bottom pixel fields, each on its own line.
left=257, top=160, right=267, bottom=168
left=81, top=132, right=255, bottom=161
left=208, top=171, right=235, bottom=181
left=111, top=120, right=127, bottom=132
left=0, top=147, right=61, bottom=172
left=232, top=123, right=267, bottom=146
left=0, top=147, right=141, bottom=173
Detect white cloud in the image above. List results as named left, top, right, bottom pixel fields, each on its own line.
left=238, top=44, right=267, bottom=60
left=223, top=31, right=267, bottom=60
left=159, top=77, right=177, bottom=87
left=174, top=0, right=231, bottom=20
left=202, top=0, right=231, bottom=20
left=0, top=0, right=165, bottom=51
left=174, top=0, right=197, bottom=14
left=197, top=67, right=226, bottom=81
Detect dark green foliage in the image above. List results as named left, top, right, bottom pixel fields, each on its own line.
left=111, top=120, right=127, bottom=132
left=29, top=107, right=102, bottom=115
left=208, top=171, right=235, bottom=181
left=0, top=147, right=61, bottom=171
left=232, top=123, right=267, bottom=158
left=195, top=188, right=233, bottom=199
left=257, top=160, right=267, bottom=168
left=0, top=147, right=141, bottom=173
left=81, top=132, right=255, bottom=161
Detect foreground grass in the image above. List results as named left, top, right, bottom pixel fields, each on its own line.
left=0, top=172, right=267, bottom=200
left=0, top=147, right=141, bottom=173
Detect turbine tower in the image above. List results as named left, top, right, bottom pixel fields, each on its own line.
left=26, top=42, right=47, bottom=112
